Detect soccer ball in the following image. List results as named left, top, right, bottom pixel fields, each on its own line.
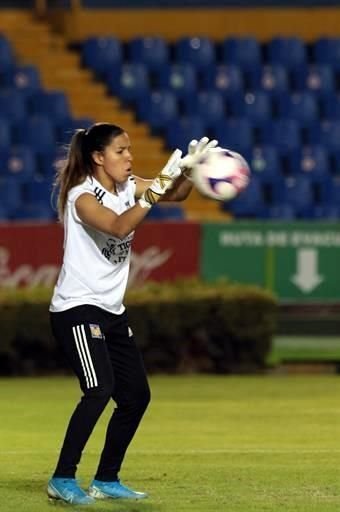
left=192, top=148, right=250, bottom=201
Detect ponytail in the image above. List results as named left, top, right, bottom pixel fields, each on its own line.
left=52, top=123, right=124, bottom=221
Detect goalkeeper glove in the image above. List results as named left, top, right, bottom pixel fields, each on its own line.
left=138, top=149, right=183, bottom=209
left=180, top=137, right=219, bottom=177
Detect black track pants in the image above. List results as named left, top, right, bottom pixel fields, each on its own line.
left=50, top=305, right=150, bottom=481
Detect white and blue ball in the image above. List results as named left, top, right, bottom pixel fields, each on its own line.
left=192, top=148, right=250, bottom=201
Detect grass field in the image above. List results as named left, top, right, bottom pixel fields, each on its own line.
left=2, top=374, right=340, bottom=511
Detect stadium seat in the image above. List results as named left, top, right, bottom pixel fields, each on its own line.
left=266, top=36, right=307, bottom=70
left=0, top=178, right=22, bottom=216
left=286, top=145, right=331, bottom=182
left=57, top=116, right=94, bottom=146
left=155, top=63, right=198, bottom=100
left=312, top=204, right=340, bottom=219
left=221, top=37, right=262, bottom=71
left=249, top=145, right=284, bottom=185
left=275, top=91, right=319, bottom=124
left=291, top=64, right=335, bottom=95
left=28, top=90, right=71, bottom=127
left=0, top=35, right=15, bottom=76
left=201, top=64, right=245, bottom=97
left=211, top=118, right=254, bottom=154
left=3, top=146, right=36, bottom=183
left=267, top=203, right=296, bottom=219
left=271, top=175, right=315, bottom=218
left=258, top=119, right=302, bottom=155
left=247, top=65, right=289, bottom=97
left=136, top=89, right=179, bottom=132
left=223, top=175, right=267, bottom=218
left=82, top=36, right=122, bottom=78
left=305, top=120, right=340, bottom=152
left=174, top=36, right=216, bottom=71
left=165, top=115, right=206, bottom=151
left=183, top=90, right=226, bottom=128
left=0, top=117, right=12, bottom=152
left=6, top=65, right=41, bottom=97
left=0, top=88, right=27, bottom=123
left=127, top=36, right=169, bottom=72
left=228, top=91, right=272, bottom=123
left=313, top=37, right=340, bottom=71
left=107, top=63, right=150, bottom=106
left=15, top=115, right=56, bottom=156
left=319, top=93, right=340, bottom=120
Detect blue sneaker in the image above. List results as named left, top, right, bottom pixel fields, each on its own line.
left=47, top=477, right=95, bottom=505
left=88, top=479, right=148, bottom=500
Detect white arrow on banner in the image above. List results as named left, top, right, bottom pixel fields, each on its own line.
left=291, top=248, right=324, bottom=293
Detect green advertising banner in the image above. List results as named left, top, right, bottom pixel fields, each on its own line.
left=201, top=222, right=340, bottom=302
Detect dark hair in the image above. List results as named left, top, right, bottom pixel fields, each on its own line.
left=53, top=122, right=124, bottom=220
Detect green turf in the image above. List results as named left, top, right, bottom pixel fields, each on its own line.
left=2, top=375, right=340, bottom=511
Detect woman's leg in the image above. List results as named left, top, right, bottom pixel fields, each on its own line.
left=93, top=311, right=151, bottom=482
left=50, top=305, right=114, bottom=478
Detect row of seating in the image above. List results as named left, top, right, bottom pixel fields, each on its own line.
left=81, top=36, right=340, bottom=75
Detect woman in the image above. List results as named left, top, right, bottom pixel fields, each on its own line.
left=47, top=122, right=217, bottom=505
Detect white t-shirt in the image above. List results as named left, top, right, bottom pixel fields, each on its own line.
left=50, top=175, right=136, bottom=314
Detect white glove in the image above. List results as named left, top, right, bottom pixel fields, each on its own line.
left=180, top=137, right=219, bottom=177
left=139, top=149, right=183, bottom=209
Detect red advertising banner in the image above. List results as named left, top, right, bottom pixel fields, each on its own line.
left=0, top=221, right=200, bottom=288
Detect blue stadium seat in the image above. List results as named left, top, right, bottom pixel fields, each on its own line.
left=313, top=37, right=340, bottom=71
left=305, top=120, right=340, bottom=152
left=291, top=65, right=335, bottom=95
left=136, top=90, right=179, bottom=132
left=107, top=63, right=150, bottom=106
left=258, top=119, right=302, bottom=155
left=127, top=36, right=169, bottom=72
left=201, top=64, right=245, bottom=97
left=183, top=90, right=226, bottom=128
left=247, top=65, right=289, bottom=97
left=146, top=204, right=185, bottom=220
left=15, top=115, right=56, bottom=156
left=0, top=178, right=22, bottom=216
left=275, top=91, right=319, bottom=124
left=174, top=36, right=216, bottom=71
left=82, top=36, right=122, bottom=78
left=267, top=204, right=296, bottom=220
left=319, top=175, right=340, bottom=205
left=221, top=37, right=262, bottom=71
left=228, top=91, right=272, bottom=123
left=0, top=88, right=27, bottom=123
left=0, top=117, right=12, bottom=152
left=6, top=65, right=41, bottom=97
left=12, top=202, right=56, bottom=221
left=287, top=145, right=331, bottom=182
left=57, top=116, right=94, bottom=146
left=211, top=118, right=254, bottom=154
left=156, top=63, right=198, bottom=100
left=3, top=146, right=36, bottom=183
left=267, top=37, right=307, bottom=70
left=249, top=145, right=283, bottom=185
left=223, top=175, right=267, bottom=218
left=0, top=35, right=15, bottom=76
left=28, top=90, right=71, bottom=127
left=271, top=175, right=315, bottom=218
left=165, top=116, right=206, bottom=151
left=312, top=204, right=340, bottom=219
left=319, top=93, right=340, bottom=120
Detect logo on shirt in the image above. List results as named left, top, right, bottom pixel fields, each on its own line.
left=89, top=324, right=103, bottom=339
left=94, top=187, right=106, bottom=204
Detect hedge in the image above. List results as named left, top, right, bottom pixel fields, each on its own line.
left=0, top=279, right=278, bottom=375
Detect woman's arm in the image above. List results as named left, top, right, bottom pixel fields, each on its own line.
left=134, top=173, right=193, bottom=202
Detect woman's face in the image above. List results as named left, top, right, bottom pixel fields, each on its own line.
left=94, top=132, right=133, bottom=186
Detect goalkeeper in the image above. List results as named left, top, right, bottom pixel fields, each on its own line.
left=47, top=122, right=217, bottom=505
